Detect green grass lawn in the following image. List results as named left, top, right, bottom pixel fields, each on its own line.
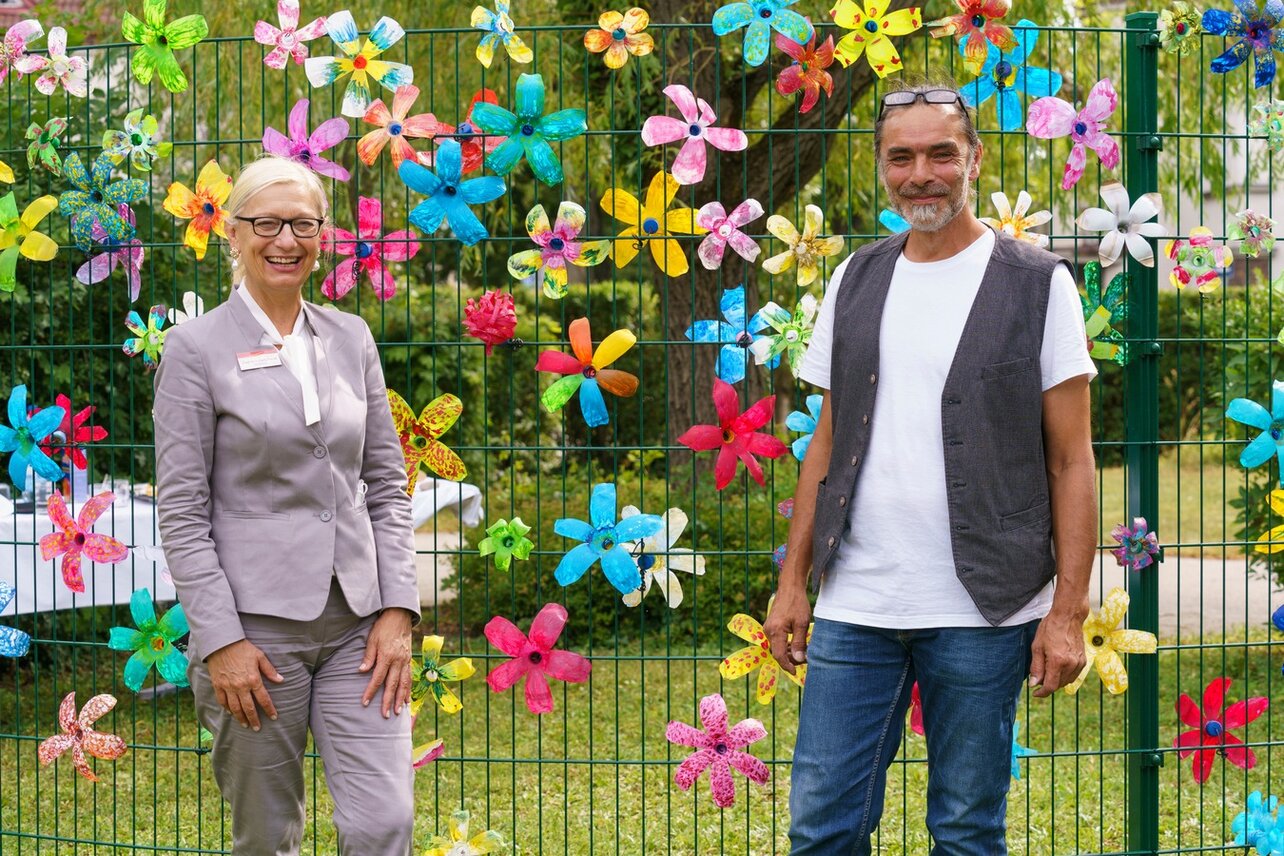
left=1099, top=452, right=1242, bottom=557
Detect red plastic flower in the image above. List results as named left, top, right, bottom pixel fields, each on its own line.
left=463, top=289, right=517, bottom=355
left=422, top=89, right=505, bottom=176
left=665, top=692, right=769, bottom=808
left=38, top=394, right=107, bottom=471
left=775, top=30, right=834, bottom=115
left=39, top=491, right=129, bottom=593
left=1174, top=677, right=1268, bottom=784
left=484, top=602, right=592, bottom=715
left=678, top=378, right=787, bottom=490
left=908, top=682, right=924, bottom=736
left=38, top=692, right=127, bottom=782
left=927, top=0, right=1017, bottom=76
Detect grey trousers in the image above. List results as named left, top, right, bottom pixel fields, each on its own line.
left=190, top=579, right=414, bottom=856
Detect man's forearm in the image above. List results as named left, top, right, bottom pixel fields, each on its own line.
left=1046, top=458, right=1097, bottom=617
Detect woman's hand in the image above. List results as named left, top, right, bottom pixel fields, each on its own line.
left=359, top=608, right=413, bottom=717
left=207, top=639, right=285, bottom=731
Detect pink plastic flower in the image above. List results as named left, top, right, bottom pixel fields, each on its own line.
left=464, top=289, right=517, bottom=355
left=1, top=19, right=44, bottom=84
left=677, top=378, right=787, bottom=490
left=665, top=692, right=769, bottom=808
left=37, top=692, right=127, bottom=782
left=38, top=394, right=108, bottom=472
left=640, top=84, right=748, bottom=185
left=1175, top=677, right=1268, bottom=785
left=696, top=198, right=763, bottom=269
left=1026, top=78, right=1120, bottom=190
left=28, top=27, right=87, bottom=98
left=39, top=491, right=129, bottom=593
left=254, top=0, right=328, bottom=70
left=262, top=98, right=351, bottom=182
left=484, top=602, right=592, bottom=715
left=1110, top=516, right=1160, bottom=571
left=320, top=197, right=418, bottom=301
left=358, top=84, right=447, bottom=169
left=775, top=30, right=834, bottom=115
left=412, top=737, right=445, bottom=770
left=74, top=204, right=144, bottom=301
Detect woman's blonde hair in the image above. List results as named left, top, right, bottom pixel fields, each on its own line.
left=225, top=155, right=330, bottom=283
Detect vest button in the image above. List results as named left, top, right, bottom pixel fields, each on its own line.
left=862, top=414, right=869, bottom=425
left=838, top=496, right=846, bottom=507
left=869, top=373, right=877, bottom=384
left=850, top=455, right=859, bottom=466
left=320, top=510, right=333, bottom=522
left=827, top=536, right=837, bottom=548
left=313, top=445, right=326, bottom=458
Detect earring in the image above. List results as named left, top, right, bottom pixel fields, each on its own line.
left=229, top=249, right=240, bottom=269
left=313, top=259, right=321, bottom=271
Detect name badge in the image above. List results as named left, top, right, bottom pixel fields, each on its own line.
left=236, top=348, right=282, bottom=371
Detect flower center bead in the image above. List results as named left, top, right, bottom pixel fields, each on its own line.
left=641, top=217, right=659, bottom=234
left=90, top=190, right=103, bottom=203
left=1175, top=22, right=1186, bottom=35
left=970, top=14, right=985, bottom=28
left=1270, top=419, right=1284, bottom=443
left=601, top=537, right=614, bottom=550
left=51, top=59, right=68, bottom=76
left=864, top=20, right=879, bottom=32
left=280, top=31, right=296, bottom=47
left=612, top=27, right=626, bottom=40
left=158, top=34, right=168, bottom=47
left=148, top=332, right=161, bottom=345
left=1249, top=22, right=1267, bottom=41
left=411, top=434, right=429, bottom=450
left=528, top=651, right=542, bottom=663
left=502, top=536, right=515, bottom=548
left=458, top=122, right=474, bottom=137
left=759, top=8, right=772, bottom=18
left=799, top=62, right=809, bottom=72
left=637, top=551, right=656, bottom=571
left=74, top=532, right=85, bottom=545
left=356, top=242, right=374, bottom=259
left=424, top=668, right=439, bottom=681
left=1073, top=121, right=1088, bottom=137
left=549, top=237, right=565, bottom=251
left=714, top=742, right=728, bottom=755
left=721, top=428, right=735, bottom=444
left=151, top=636, right=166, bottom=651
left=1205, top=721, right=1224, bottom=738
left=202, top=202, right=215, bottom=215
left=1091, top=635, right=1104, bottom=647
left=444, top=186, right=457, bottom=196
left=130, top=133, right=144, bottom=146
left=389, top=122, right=402, bottom=136
left=352, top=55, right=368, bottom=70
left=688, top=123, right=702, bottom=137
left=582, top=366, right=597, bottom=378
left=994, top=61, right=1013, bottom=88
left=784, top=329, right=799, bottom=343
left=521, top=123, right=535, bottom=136
left=736, top=332, right=753, bottom=347
left=717, top=223, right=733, bottom=238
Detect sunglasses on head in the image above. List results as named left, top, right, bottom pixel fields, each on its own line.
left=878, top=89, right=966, bottom=117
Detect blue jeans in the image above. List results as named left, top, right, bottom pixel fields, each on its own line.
left=788, top=617, right=1039, bottom=855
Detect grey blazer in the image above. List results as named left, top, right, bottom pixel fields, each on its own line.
left=153, top=292, right=419, bottom=662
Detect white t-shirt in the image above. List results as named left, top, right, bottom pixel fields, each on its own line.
left=797, top=230, right=1097, bottom=628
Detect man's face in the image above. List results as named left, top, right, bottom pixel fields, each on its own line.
left=877, top=103, right=981, bottom=233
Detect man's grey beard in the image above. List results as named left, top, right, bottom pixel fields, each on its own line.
left=878, top=159, right=975, bottom=234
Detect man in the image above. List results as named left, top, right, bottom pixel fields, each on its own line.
left=766, top=81, right=1099, bottom=855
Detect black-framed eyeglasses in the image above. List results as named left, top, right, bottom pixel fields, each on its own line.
left=878, top=89, right=966, bottom=117
left=235, top=216, right=325, bottom=238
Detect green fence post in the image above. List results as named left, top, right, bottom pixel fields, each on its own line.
left=1124, top=11, right=1161, bottom=856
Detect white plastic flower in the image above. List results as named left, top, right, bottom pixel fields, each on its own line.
left=620, top=505, right=706, bottom=609
left=166, top=291, right=205, bottom=325
left=1075, top=182, right=1166, bottom=268
left=978, top=191, right=1051, bottom=248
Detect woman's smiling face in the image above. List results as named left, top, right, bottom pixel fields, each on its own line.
left=226, top=183, right=324, bottom=295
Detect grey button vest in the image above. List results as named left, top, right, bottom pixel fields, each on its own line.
left=810, top=229, right=1071, bottom=625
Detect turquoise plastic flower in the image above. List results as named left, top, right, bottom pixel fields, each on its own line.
left=0, top=384, right=64, bottom=486
left=1227, top=379, right=1284, bottom=485
left=553, top=482, right=663, bottom=595
left=58, top=152, right=147, bottom=252
left=785, top=393, right=822, bottom=461
left=398, top=138, right=505, bottom=247
left=469, top=73, right=587, bottom=185
left=960, top=19, right=1063, bottom=132
left=108, top=588, right=190, bottom=691
left=711, top=0, right=813, bottom=67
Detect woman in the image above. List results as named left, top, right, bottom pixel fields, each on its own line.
left=154, top=156, right=419, bottom=855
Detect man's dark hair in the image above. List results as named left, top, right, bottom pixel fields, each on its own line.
left=872, top=78, right=981, bottom=161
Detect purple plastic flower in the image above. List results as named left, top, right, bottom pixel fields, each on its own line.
left=1111, top=516, right=1159, bottom=571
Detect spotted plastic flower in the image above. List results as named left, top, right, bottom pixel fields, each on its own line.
left=304, top=11, right=413, bottom=118
left=584, top=7, right=654, bottom=69
left=28, top=26, right=87, bottom=98
left=470, top=73, right=587, bottom=186
left=0, top=580, right=32, bottom=657
left=697, top=198, right=763, bottom=270
left=678, top=378, right=788, bottom=490
left=409, top=635, right=475, bottom=716
left=26, top=117, right=67, bottom=176
left=0, top=385, right=65, bottom=487
left=75, top=204, right=144, bottom=302
left=762, top=204, right=844, bottom=287
left=641, top=84, right=748, bottom=186
left=979, top=190, right=1051, bottom=248
left=684, top=285, right=774, bottom=385
left=828, top=0, right=921, bottom=76
left=484, top=602, right=592, bottom=715
left=1226, top=379, right=1284, bottom=485
left=1202, top=1, right=1284, bottom=89
left=37, top=394, right=108, bottom=472
left=786, top=393, right=823, bottom=461
left=424, top=809, right=506, bottom=856
left=254, top=0, right=328, bottom=70
left=960, top=19, right=1063, bottom=132
left=358, top=84, right=446, bottom=169
left=719, top=597, right=810, bottom=703
left=102, top=109, right=173, bottom=172
left=1158, top=2, right=1203, bottom=55
left=553, top=482, right=663, bottom=595
left=711, top=0, right=814, bottom=68
left=601, top=171, right=706, bottom=277
left=749, top=294, right=818, bottom=378
left=1250, top=99, right=1284, bottom=151
left=121, top=0, right=208, bottom=93
left=40, top=491, right=129, bottom=593
left=386, top=390, right=466, bottom=493
left=398, top=138, right=506, bottom=247
left=1232, top=791, right=1281, bottom=850
left=422, top=89, right=505, bottom=175
left=506, top=202, right=611, bottom=299
left=163, top=160, right=232, bottom=261
left=0, top=19, right=43, bottom=85
left=478, top=517, right=534, bottom=571
left=1166, top=227, right=1233, bottom=295
left=122, top=305, right=168, bottom=370
left=1080, top=261, right=1130, bottom=366
left=1075, top=183, right=1166, bottom=268
left=1111, top=517, right=1160, bottom=571
left=107, top=588, right=189, bottom=692
left=1176, top=677, right=1269, bottom=784
left=59, top=153, right=148, bottom=254
left=262, top=98, right=351, bottom=182
left=38, top=692, right=127, bottom=782
left=0, top=192, right=58, bottom=293
left=472, top=0, right=533, bottom=68
left=1027, top=78, right=1121, bottom=191
left=620, top=505, right=705, bottom=609
left=535, top=317, right=639, bottom=429
left=927, top=0, right=1018, bottom=76
left=1064, top=587, right=1157, bottom=696
left=320, top=197, right=419, bottom=301
left=1230, top=209, right=1277, bottom=258
left=463, top=289, right=517, bottom=355
left=666, top=693, right=770, bottom=808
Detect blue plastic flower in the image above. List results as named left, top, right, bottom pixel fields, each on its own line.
left=397, top=138, right=505, bottom=247
left=1202, top=0, right=1284, bottom=89
left=1010, top=720, right=1037, bottom=780
left=1227, top=379, right=1284, bottom=485
left=960, top=19, right=1063, bottom=132
left=786, top=393, right=822, bottom=461
left=553, top=482, right=664, bottom=595
left=0, top=580, right=32, bottom=658
left=107, top=588, right=190, bottom=692
left=469, top=73, right=587, bottom=185
left=712, top=0, right=813, bottom=67
left=0, top=385, right=65, bottom=487
left=879, top=208, right=910, bottom=233
left=1273, top=603, right=1284, bottom=633
left=1233, top=790, right=1280, bottom=851
left=684, top=285, right=775, bottom=385
left=57, top=152, right=147, bottom=252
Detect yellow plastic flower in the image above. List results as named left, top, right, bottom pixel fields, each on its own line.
left=0, top=160, right=13, bottom=184
left=424, top=809, right=506, bottom=855
left=0, top=193, right=58, bottom=293
left=1064, top=587, right=1157, bottom=696
left=162, top=159, right=232, bottom=260
left=978, top=190, right=1051, bottom=248
left=1253, top=489, right=1284, bottom=553
left=828, top=0, right=922, bottom=77
left=409, top=635, right=475, bottom=716
left=584, top=8, right=654, bottom=69
left=600, top=170, right=705, bottom=277
left=718, top=595, right=811, bottom=704
left=762, top=204, right=844, bottom=286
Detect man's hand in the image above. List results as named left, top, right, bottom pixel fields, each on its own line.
left=763, top=583, right=813, bottom=676
left=359, top=608, right=413, bottom=717
left=207, top=639, right=285, bottom=731
left=1028, top=605, right=1088, bottom=698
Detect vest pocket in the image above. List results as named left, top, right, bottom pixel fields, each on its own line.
left=999, top=501, right=1051, bottom=532
left=980, top=357, right=1034, bottom=380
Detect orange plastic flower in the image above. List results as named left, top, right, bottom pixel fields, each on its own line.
left=927, top=0, right=1017, bottom=76
left=162, top=159, right=232, bottom=260
left=584, top=8, right=654, bottom=69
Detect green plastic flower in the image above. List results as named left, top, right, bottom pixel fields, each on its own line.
left=121, top=0, right=209, bottom=93
left=478, top=517, right=534, bottom=571
left=470, top=72, right=587, bottom=186
left=26, top=117, right=67, bottom=177
left=102, top=108, right=173, bottom=171
left=107, top=588, right=190, bottom=692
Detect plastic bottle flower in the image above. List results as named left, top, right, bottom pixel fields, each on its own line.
left=536, top=317, right=639, bottom=428
left=684, top=285, right=774, bottom=385
left=879, top=208, right=910, bottom=233
left=167, top=291, right=204, bottom=326
left=1063, top=587, right=1157, bottom=695
left=107, top=588, right=189, bottom=692
left=424, top=809, right=506, bottom=856
left=666, top=693, right=769, bottom=807
left=828, top=0, right=920, bottom=76
left=619, top=505, right=705, bottom=609
left=26, top=117, right=67, bottom=176
left=472, top=0, right=533, bottom=68
left=1076, top=182, right=1166, bottom=268
left=412, top=737, right=445, bottom=770
left=749, top=294, right=818, bottom=377
left=423, top=89, right=505, bottom=175
left=697, top=198, right=763, bottom=269
left=1203, top=1, right=1284, bottom=89
left=1158, top=1, right=1203, bottom=55
left=1027, top=78, right=1120, bottom=191
left=1080, top=262, right=1130, bottom=366
left=1253, top=490, right=1284, bottom=554
left=927, top=0, right=1017, bottom=75
left=584, top=7, right=654, bottom=69
left=1175, top=677, right=1269, bottom=784
left=320, top=197, right=419, bottom=301
left=40, top=491, right=129, bottom=593
left=978, top=190, right=1050, bottom=248
left=506, top=201, right=610, bottom=299
left=678, top=379, right=787, bottom=490
left=762, top=204, right=844, bottom=287
left=1010, top=721, right=1036, bottom=780
left=254, top=0, right=328, bottom=70
left=772, top=498, right=793, bottom=570
left=719, top=598, right=810, bottom=703
left=553, top=482, right=663, bottom=595
left=711, top=0, right=813, bottom=68
left=398, top=138, right=505, bottom=247
left=1250, top=99, right=1284, bottom=152
left=59, top=153, right=148, bottom=254
left=1111, top=517, right=1160, bottom=570
left=0, top=192, right=57, bottom=293
left=0, top=19, right=43, bottom=84
left=304, top=11, right=413, bottom=118
left=386, top=390, right=466, bottom=493
left=409, top=635, right=475, bottom=716
left=641, top=84, right=748, bottom=186
left=102, top=109, right=173, bottom=172
left=75, top=205, right=144, bottom=302
left=1166, top=227, right=1233, bottom=295
left=470, top=73, right=587, bottom=186
left=484, top=602, right=592, bottom=715
left=601, top=170, right=705, bottom=277
left=262, top=98, right=351, bottom=182
left=786, top=393, right=823, bottom=461
left=27, top=27, right=87, bottom=97
left=960, top=19, right=1062, bottom=132
left=121, top=0, right=208, bottom=93
left=1230, top=209, right=1277, bottom=258
left=1233, top=791, right=1280, bottom=850
left=908, top=682, right=924, bottom=735
left=0, top=580, right=31, bottom=657
left=478, top=517, right=533, bottom=571
left=775, top=30, right=835, bottom=113
left=358, top=84, right=445, bottom=169
left=38, top=394, right=107, bottom=472
left=1227, top=380, right=1284, bottom=485
left=122, top=305, right=168, bottom=370
left=0, top=385, right=64, bottom=487
left=38, top=692, right=127, bottom=782
left=463, top=289, right=517, bottom=355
